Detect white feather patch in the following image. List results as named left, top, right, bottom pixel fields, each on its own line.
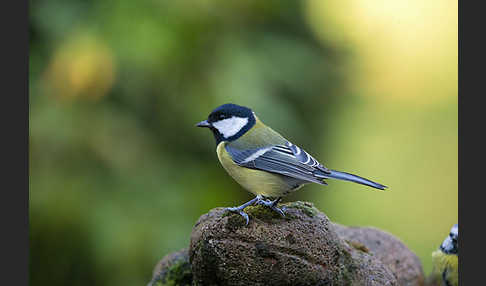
left=242, top=147, right=272, bottom=163
left=212, top=116, right=249, bottom=138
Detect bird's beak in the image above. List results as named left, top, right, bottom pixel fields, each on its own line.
left=196, top=120, right=211, bottom=128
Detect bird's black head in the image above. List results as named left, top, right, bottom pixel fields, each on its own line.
left=196, top=103, right=256, bottom=144
left=440, top=224, right=458, bottom=255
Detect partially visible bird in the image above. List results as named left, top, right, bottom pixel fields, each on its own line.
left=196, top=103, right=387, bottom=224
left=430, top=224, right=458, bottom=286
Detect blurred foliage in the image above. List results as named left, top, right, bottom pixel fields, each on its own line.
left=29, top=0, right=457, bottom=285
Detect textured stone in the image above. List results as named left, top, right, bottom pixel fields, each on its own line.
left=189, top=201, right=399, bottom=286
left=150, top=201, right=426, bottom=286
left=333, top=224, right=425, bottom=286
left=148, top=248, right=192, bottom=286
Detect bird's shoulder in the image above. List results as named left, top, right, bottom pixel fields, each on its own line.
left=230, top=118, right=287, bottom=150
left=225, top=123, right=329, bottom=174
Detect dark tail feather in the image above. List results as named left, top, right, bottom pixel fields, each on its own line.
left=316, top=169, right=387, bottom=190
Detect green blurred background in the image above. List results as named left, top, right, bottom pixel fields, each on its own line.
left=29, top=0, right=457, bottom=285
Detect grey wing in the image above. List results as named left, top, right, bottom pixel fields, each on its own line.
left=225, top=141, right=331, bottom=185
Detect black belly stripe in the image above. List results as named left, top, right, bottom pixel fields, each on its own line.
left=442, top=269, right=452, bottom=286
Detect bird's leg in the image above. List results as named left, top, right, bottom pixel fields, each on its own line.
left=225, top=195, right=262, bottom=225
left=255, top=196, right=286, bottom=217
left=271, top=197, right=282, bottom=207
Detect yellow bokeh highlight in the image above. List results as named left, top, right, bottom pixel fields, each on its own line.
left=43, top=33, right=116, bottom=101
left=305, top=0, right=457, bottom=104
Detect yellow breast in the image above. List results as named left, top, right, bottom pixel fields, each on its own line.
left=216, top=142, right=296, bottom=198
left=431, top=250, right=458, bottom=286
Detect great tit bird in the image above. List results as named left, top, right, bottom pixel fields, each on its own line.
left=196, top=103, right=387, bottom=224
left=430, top=224, right=458, bottom=286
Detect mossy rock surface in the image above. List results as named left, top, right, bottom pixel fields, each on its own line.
left=188, top=202, right=399, bottom=285
left=148, top=249, right=192, bottom=286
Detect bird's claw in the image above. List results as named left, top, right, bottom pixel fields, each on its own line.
left=224, top=207, right=250, bottom=225
left=223, top=196, right=285, bottom=225
left=272, top=206, right=286, bottom=217
left=255, top=198, right=286, bottom=217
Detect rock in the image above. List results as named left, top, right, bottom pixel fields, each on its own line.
left=189, top=201, right=402, bottom=285
left=149, top=201, right=426, bottom=285
left=333, top=224, right=425, bottom=286
left=148, top=248, right=192, bottom=286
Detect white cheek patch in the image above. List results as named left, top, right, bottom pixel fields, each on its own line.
left=212, top=116, right=249, bottom=138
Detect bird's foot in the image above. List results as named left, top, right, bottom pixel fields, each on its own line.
left=224, top=206, right=250, bottom=225
left=255, top=197, right=286, bottom=217
left=224, top=196, right=261, bottom=225
left=224, top=196, right=286, bottom=224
